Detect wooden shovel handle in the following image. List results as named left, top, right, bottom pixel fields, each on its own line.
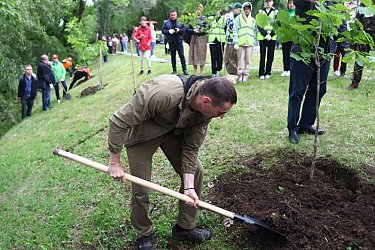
left=53, top=149, right=235, bottom=219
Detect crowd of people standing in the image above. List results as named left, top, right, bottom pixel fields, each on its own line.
left=17, top=0, right=374, bottom=133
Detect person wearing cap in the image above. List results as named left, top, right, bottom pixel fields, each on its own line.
left=135, top=16, right=152, bottom=75
left=17, top=64, right=38, bottom=119
left=256, top=0, right=278, bottom=80
left=107, top=74, right=237, bottom=249
left=162, top=8, right=189, bottom=75
left=62, top=57, right=74, bottom=79
left=233, top=2, right=257, bottom=82
left=224, top=2, right=242, bottom=75
left=207, top=10, right=226, bottom=77
left=51, top=54, right=68, bottom=103
left=188, top=4, right=210, bottom=75
left=37, top=54, right=55, bottom=111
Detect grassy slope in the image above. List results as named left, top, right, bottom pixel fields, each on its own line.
left=0, top=46, right=374, bottom=249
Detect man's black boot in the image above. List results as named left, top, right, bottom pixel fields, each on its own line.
left=298, top=126, right=325, bottom=135
left=172, top=224, right=211, bottom=244
left=136, top=235, right=153, bottom=250
left=183, top=70, right=189, bottom=76
left=289, top=131, right=299, bottom=144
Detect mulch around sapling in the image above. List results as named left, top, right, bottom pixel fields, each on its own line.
left=206, top=149, right=375, bottom=249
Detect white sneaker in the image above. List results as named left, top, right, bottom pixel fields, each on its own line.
left=216, top=71, right=220, bottom=77
left=286, top=71, right=290, bottom=76
left=57, top=99, right=61, bottom=103
left=260, top=75, right=265, bottom=80
left=265, top=75, right=271, bottom=79
left=238, top=76, right=243, bottom=82
left=242, top=76, right=248, bottom=82
left=281, top=71, right=287, bottom=76
left=334, top=70, right=340, bottom=76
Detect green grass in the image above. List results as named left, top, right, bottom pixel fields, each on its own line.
left=0, top=44, right=374, bottom=249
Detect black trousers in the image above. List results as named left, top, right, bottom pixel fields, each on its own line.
left=53, top=80, right=68, bottom=100
left=281, top=41, right=293, bottom=71
left=209, top=42, right=224, bottom=74
left=287, top=58, right=330, bottom=132
left=169, top=41, right=187, bottom=72
left=259, top=40, right=276, bottom=76
left=69, top=71, right=88, bottom=90
left=21, top=97, right=34, bottom=119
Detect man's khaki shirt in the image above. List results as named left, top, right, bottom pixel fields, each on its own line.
left=108, top=74, right=210, bottom=174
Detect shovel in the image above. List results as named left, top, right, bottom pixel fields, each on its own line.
left=53, top=149, right=286, bottom=240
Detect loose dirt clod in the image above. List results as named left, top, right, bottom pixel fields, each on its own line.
left=207, top=149, right=375, bottom=249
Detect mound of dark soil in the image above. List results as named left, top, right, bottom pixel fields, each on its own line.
left=81, top=84, right=106, bottom=97
left=207, top=149, right=375, bottom=249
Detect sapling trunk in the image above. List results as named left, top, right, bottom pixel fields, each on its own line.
left=311, top=20, right=323, bottom=180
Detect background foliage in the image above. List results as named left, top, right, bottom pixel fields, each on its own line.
left=1, top=0, right=372, bottom=137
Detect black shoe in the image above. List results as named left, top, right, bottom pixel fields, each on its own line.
left=183, top=70, right=189, bottom=76
left=139, top=70, right=144, bottom=75
left=289, top=131, right=299, bottom=144
left=171, top=71, right=177, bottom=75
left=347, top=82, right=358, bottom=91
left=172, top=224, right=211, bottom=244
left=298, top=126, right=325, bottom=135
left=136, top=235, right=153, bottom=250
left=147, top=70, right=151, bottom=74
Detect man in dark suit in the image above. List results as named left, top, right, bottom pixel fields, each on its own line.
left=17, top=64, right=38, bottom=119
left=37, top=55, right=55, bottom=111
left=162, top=8, right=189, bottom=75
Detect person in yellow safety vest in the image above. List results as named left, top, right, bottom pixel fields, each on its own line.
left=233, top=2, right=257, bottom=83
left=207, top=10, right=226, bottom=77
left=224, top=2, right=242, bottom=75
left=256, top=0, right=278, bottom=80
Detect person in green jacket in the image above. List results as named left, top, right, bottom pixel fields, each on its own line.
left=107, top=74, right=237, bottom=249
left=51, top=54, right=68, bottom=102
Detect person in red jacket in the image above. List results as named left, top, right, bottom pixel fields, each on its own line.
left=135, top=16, right=152, bottom=74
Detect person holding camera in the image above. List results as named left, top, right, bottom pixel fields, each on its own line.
left=162, top=8, right=189, bottom=76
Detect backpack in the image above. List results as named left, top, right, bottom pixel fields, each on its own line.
left=178, top=75, right=207, bottom=95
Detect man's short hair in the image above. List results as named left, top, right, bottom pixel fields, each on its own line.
left=170, top=8, right=177, bottom=13
left=199, top=78, right=237, bottom=106
left=41, top=54, right=48, bottom=61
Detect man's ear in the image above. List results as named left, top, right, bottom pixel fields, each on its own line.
left=202, top=96, right=212, bottom=106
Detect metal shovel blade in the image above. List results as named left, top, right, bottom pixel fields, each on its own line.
left=233, top=214, right=287, bottom=240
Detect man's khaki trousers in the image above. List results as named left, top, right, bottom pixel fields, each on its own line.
left=126, top=133, right=204, bottom=237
